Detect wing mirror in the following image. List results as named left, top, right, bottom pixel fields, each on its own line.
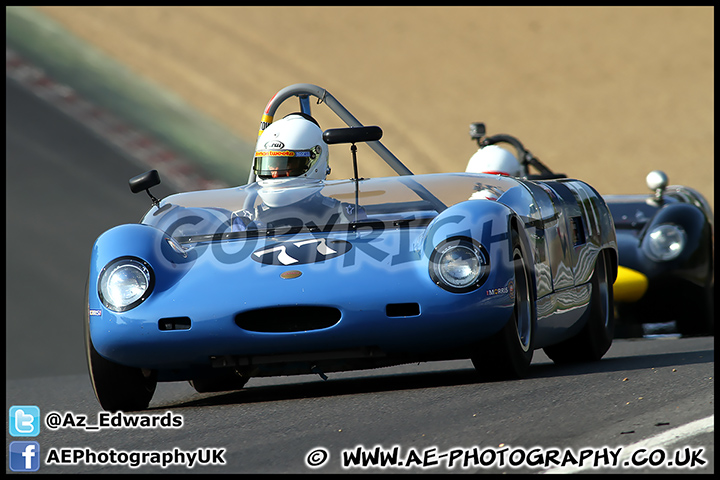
left=129, top=170, right=161, bottom=208
left=322, top=126, right=383, bottom=181
left=646, top=170, right=668, bottom=203
left=322, top=126, right=382, bottom=145
left=322, top=126, right=383, bottom=224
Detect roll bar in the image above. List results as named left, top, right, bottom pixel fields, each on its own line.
left=469, top=121, right=565, bottom=180
left=248, top=84, right=413, bottom=183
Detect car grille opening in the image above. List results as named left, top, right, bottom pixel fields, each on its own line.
left=158, top=317, right=192, bottom=331
left=386, top=303, right=420, bottom=317
left=235, top=306, right=341, bottom=333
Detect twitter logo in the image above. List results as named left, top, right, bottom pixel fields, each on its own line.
left=9, top=406, right=40, bottom=437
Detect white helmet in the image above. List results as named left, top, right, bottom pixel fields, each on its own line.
left=465, top=145, right=522, bottom=177
left=253, top=113, right=330, bottom=184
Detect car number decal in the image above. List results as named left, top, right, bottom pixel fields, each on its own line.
left=252, top=238, right=352, bottom=265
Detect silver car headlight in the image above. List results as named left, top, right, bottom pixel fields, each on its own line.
left=430, top=238, right=489, bottom=293
left=643, top=224, right=686, bottom=261
left=98, top=257, right=154, bottom=312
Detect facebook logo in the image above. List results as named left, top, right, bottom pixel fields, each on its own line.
left=9, top=441, right=41, bottom=472
left=9, top=405, right=40, bottom=436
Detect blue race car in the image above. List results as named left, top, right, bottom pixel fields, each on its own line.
left=465, top=122, right=714, bottom=337
left=86, top=84, right=618, bottom=411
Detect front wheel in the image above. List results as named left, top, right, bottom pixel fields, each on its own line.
left=543, top=250, right=614, bottom=363
left=84, top=283, right=156, bottom=411
left=86, top=331, right=157, bottom=412
left=472, top=229, right=535, bottom=379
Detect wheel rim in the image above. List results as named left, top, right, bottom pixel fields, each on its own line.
left=514, top=248, right=532, bottom=352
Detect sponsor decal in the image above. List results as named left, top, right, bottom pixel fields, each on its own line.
left=486, top=281, right=514, bottom=298
left=89, top=309, right=102, bottom=316
left=486, top=286, right=508, bottom=296
left=264, top=140, right=285, bottom=149
left=280, top=270, right=303, bottom=279
left=256, top=150, right=295, bottom=157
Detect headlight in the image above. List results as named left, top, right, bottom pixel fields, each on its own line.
left=643, top=224, right=686, bottom=261
left=429, top=237, right=489, bottom=293
left=98, top=257, right=154, bottom=312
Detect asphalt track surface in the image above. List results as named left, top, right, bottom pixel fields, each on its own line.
left=5, top=76, right=714, bottom=474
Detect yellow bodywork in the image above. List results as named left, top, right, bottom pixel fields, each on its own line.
left=613, top=266, right=649, bottom=302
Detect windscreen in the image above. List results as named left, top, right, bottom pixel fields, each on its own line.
left=604, top=196, right=662, bottom=229
left=141, top=173, right=523, bottom=242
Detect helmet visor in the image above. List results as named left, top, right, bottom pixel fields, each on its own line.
left=253, top=149, right=318, bottom=179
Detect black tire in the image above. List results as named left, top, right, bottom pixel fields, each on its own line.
left=472, top=229, right=535, bottom=379
left=543, top=250, right=614, bottom=363
left=84, top=282, right=157, bottom=411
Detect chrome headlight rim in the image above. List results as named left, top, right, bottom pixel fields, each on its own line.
left=643, top=223, right=687, bottom=262
left=97, top=256, right=155, bottom=312
left=429, top=237, right=489, bottom=293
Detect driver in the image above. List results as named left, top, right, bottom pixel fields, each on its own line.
left=465, top=145, right=522, bottom=201
left=465, top=145, right=523, bottom=177
left=233, top=113, right=364, bottom=231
